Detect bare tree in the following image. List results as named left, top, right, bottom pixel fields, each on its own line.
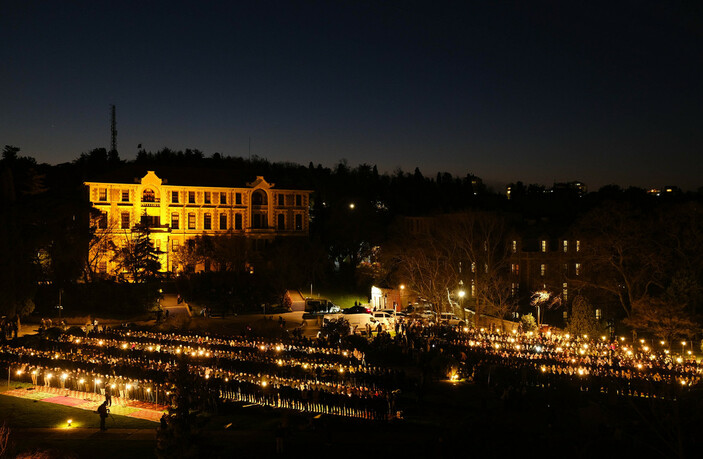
left=85, top=210, right=118, bottom=281
left=439, top=212, right=517, bottom=321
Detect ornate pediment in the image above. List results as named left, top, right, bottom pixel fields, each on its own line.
left=140, top=171, right=163, bottom=187
left=246, top=176, right=275, bottom=189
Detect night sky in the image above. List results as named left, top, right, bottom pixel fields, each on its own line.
left=2, top=1, right=702, bottom=190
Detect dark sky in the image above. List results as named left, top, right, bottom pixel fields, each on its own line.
left=2, top=0, right=702, bottom=190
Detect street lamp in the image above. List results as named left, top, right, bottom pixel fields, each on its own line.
left=457, top=284, right=466, bottom=322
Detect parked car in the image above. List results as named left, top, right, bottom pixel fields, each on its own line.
left=324, top=313, right=378, bottom=334
left=343, top=305, right=371, bottom=314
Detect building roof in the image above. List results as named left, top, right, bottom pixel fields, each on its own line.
left=86, top=165, right=310, bottom=191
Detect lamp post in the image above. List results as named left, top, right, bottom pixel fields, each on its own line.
left=458, top=283, right=466, bottom=322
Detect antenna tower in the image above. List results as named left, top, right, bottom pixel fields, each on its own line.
left=110, top=104, right=117, bottom=153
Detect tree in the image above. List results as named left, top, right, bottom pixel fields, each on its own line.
left=572, top=202, right=667, bottom=319
left=112, top=224, right=162, bottom=282
left=384, top=227, right=458, bottom=315
left=520, top=313, right=538, bottom=332
left=84, top=209, right=118, bottom=281
left=433, top=212, right=517, bottom=320
left=566, top=296, right=602, bottom=338
left=624, top=296, right=697, bottom=343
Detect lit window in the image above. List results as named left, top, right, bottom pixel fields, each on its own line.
left=511, top=240, right=517, bottom=253
left=471, top=262, right=476, bottom=273
left=121, top=190, right=129, bottom=202
left=172, top=191, right=179, bottom=203
left=511, top=264, right=519, bottom=275
left=510, top=282, right=518, bottom=296
left=595, top=308, right=602, bottom=320
left=172, top=239, right=180, bottom=251
left=188, top=192, right=195, bottom=204
left=575, top=263, right=581, bottom=276
left=98, top=212, right=108, bottom=229
left=235, top=213, right=243, bottom=230
left=562, top=282, right=568, bottom=301
left=98, top=261, right=107, bottom=273
left=142, top=189, right=155, bottom=202
left=204, top=213, right=212, bottom=230
left=576, top=240, right=580, bottom=252
left=540, top=264, right=546, bottom=276
left=99, top=188, right=107, bottom=201
left=541, top=240, right=547, bottom=252
left=188, top=213, right=195, bottom=230
left=236, top=193, right=242, bottom=205
left=204, top=192, right=211, bottom=204
left=484, top=263, right=488, bottom=274
left=563, top=240, right=568, bottom=253
left=563, top=310, right=568, bottom=320
left=220, top=192, right=227, bottom=205
left=171, top=213, right=179, bottom=230
left=471, top=282, right=476, bottom=297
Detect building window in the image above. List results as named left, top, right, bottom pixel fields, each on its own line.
left=575, top=263, right=581, bottom=276
left=98, top=212, right=108, bottom=229
left=188, top=191, right=195, bottom=204
left=295, top=214, right=302, bottom=231
left=172, top=191, right=179, bottom=203
left=511, top=240, right=517, bottom=253
left=563, top=310, right=568, bottom=320
left=595, top=308, right=602, bottom=319
left=562, top=282, right=568, bottom=301
left=188, top=213, right=195, bottom=230
left=278, top=194, right=285, bottom=206
left=171, top=213, right=179, bottom=230
left=541, top=240, right=547, bottom=252
left=142, top=189, right=155, bottom=202
left=252, top=190, right=267, bottom=205
left=471, top=262, right=476, bottom=273
left=219, top=214, right=227, bottom=230
left=121, top=190, right=129, bottom=202
left=121, top=212, right=130, bottom=229
left=204, top=213, right=212, bottom=230
left=235, top=213, right=243, bottom=230
left=511, top=263, right=519, bottom=275
left=220, top=192, right=227, bottom=205
left=471, top=282, right=476, bottom=297
left=277, top=214, right=285, bottom=230
left=540, top=264, right=546, bottom=277
left=563, top=240, right=568, bottom=252
left=172, top=239, right=180, bottom=251
left=576, top=240, right=581, bottom=252
left=511, top=282, right=518, bottom=296
left=204, top=192, right=211, bottom=204
left=296, top=194, right=302, bottom=207
left=236, top=193, right=242, bottom=205
left=99, top=188, right=107, bottom=201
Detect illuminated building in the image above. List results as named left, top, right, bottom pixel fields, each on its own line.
left=85, top=170, right=311, bottom=276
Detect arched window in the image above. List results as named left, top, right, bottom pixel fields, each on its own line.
left=252, top=189, right=267, bottom=205
left=142, top=189, right=155, bottom=202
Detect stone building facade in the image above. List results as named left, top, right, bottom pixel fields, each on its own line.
left=85, top=170, right=311, bottom=276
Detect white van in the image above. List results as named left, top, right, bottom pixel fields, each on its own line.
left=372, top=311, right=395, bottom=330
left=324, top=313, right=378, bottom=334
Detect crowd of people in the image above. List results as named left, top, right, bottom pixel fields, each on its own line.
left=1, top=318, right=701, bottom=422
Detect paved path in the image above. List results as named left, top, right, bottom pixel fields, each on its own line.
left=3, top=387, right=166, bottom=422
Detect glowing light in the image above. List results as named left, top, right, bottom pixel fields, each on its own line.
left=176, top=348, right=181, bottom=354
left=67, top=419, right=72, bottom=427
left=601, top=336, right=606, bottom=341
left=676, top=357, right=683, bottom=364
left=111, top=384, right=116, bottom=389
left=261, top=381, right=268, bottom=388
left=95, top=379, right=101, bottom=384
left=342, top=351, right=348, bottom=357
left=643, top=346, right=649, bottom=352
left=620, top=337, right=625, bottom=342
left=148, top=346, right=154, bottom=352
left=79, top=379, right=85, bottom=384
left=540, top=366, right=547, bottom=373
left=660, top=341, right=665, bottom=345
left=47, top=373, right=53, bottom=379
left=61, top=373, right=68, bottom=380
left=122, top=343, right=128, bottom=349
left=565, top=334, right=570, bottom=339
left=98, top=340, right=103, bottom=346
left=16, top=370, right=22, bottom=376
left=126, top=384, right=131, bottom=390
left=147, top=388, right=151, bottom=392
left=75, top=339, right=81, bottom=344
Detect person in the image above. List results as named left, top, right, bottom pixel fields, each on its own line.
left=105, top=384, right=112, bottom=406
left=160, top=413, right=168, bottom=430
left=275, top=422, right=285, bottom=454
left=97, top=401, right=109, bottom=431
